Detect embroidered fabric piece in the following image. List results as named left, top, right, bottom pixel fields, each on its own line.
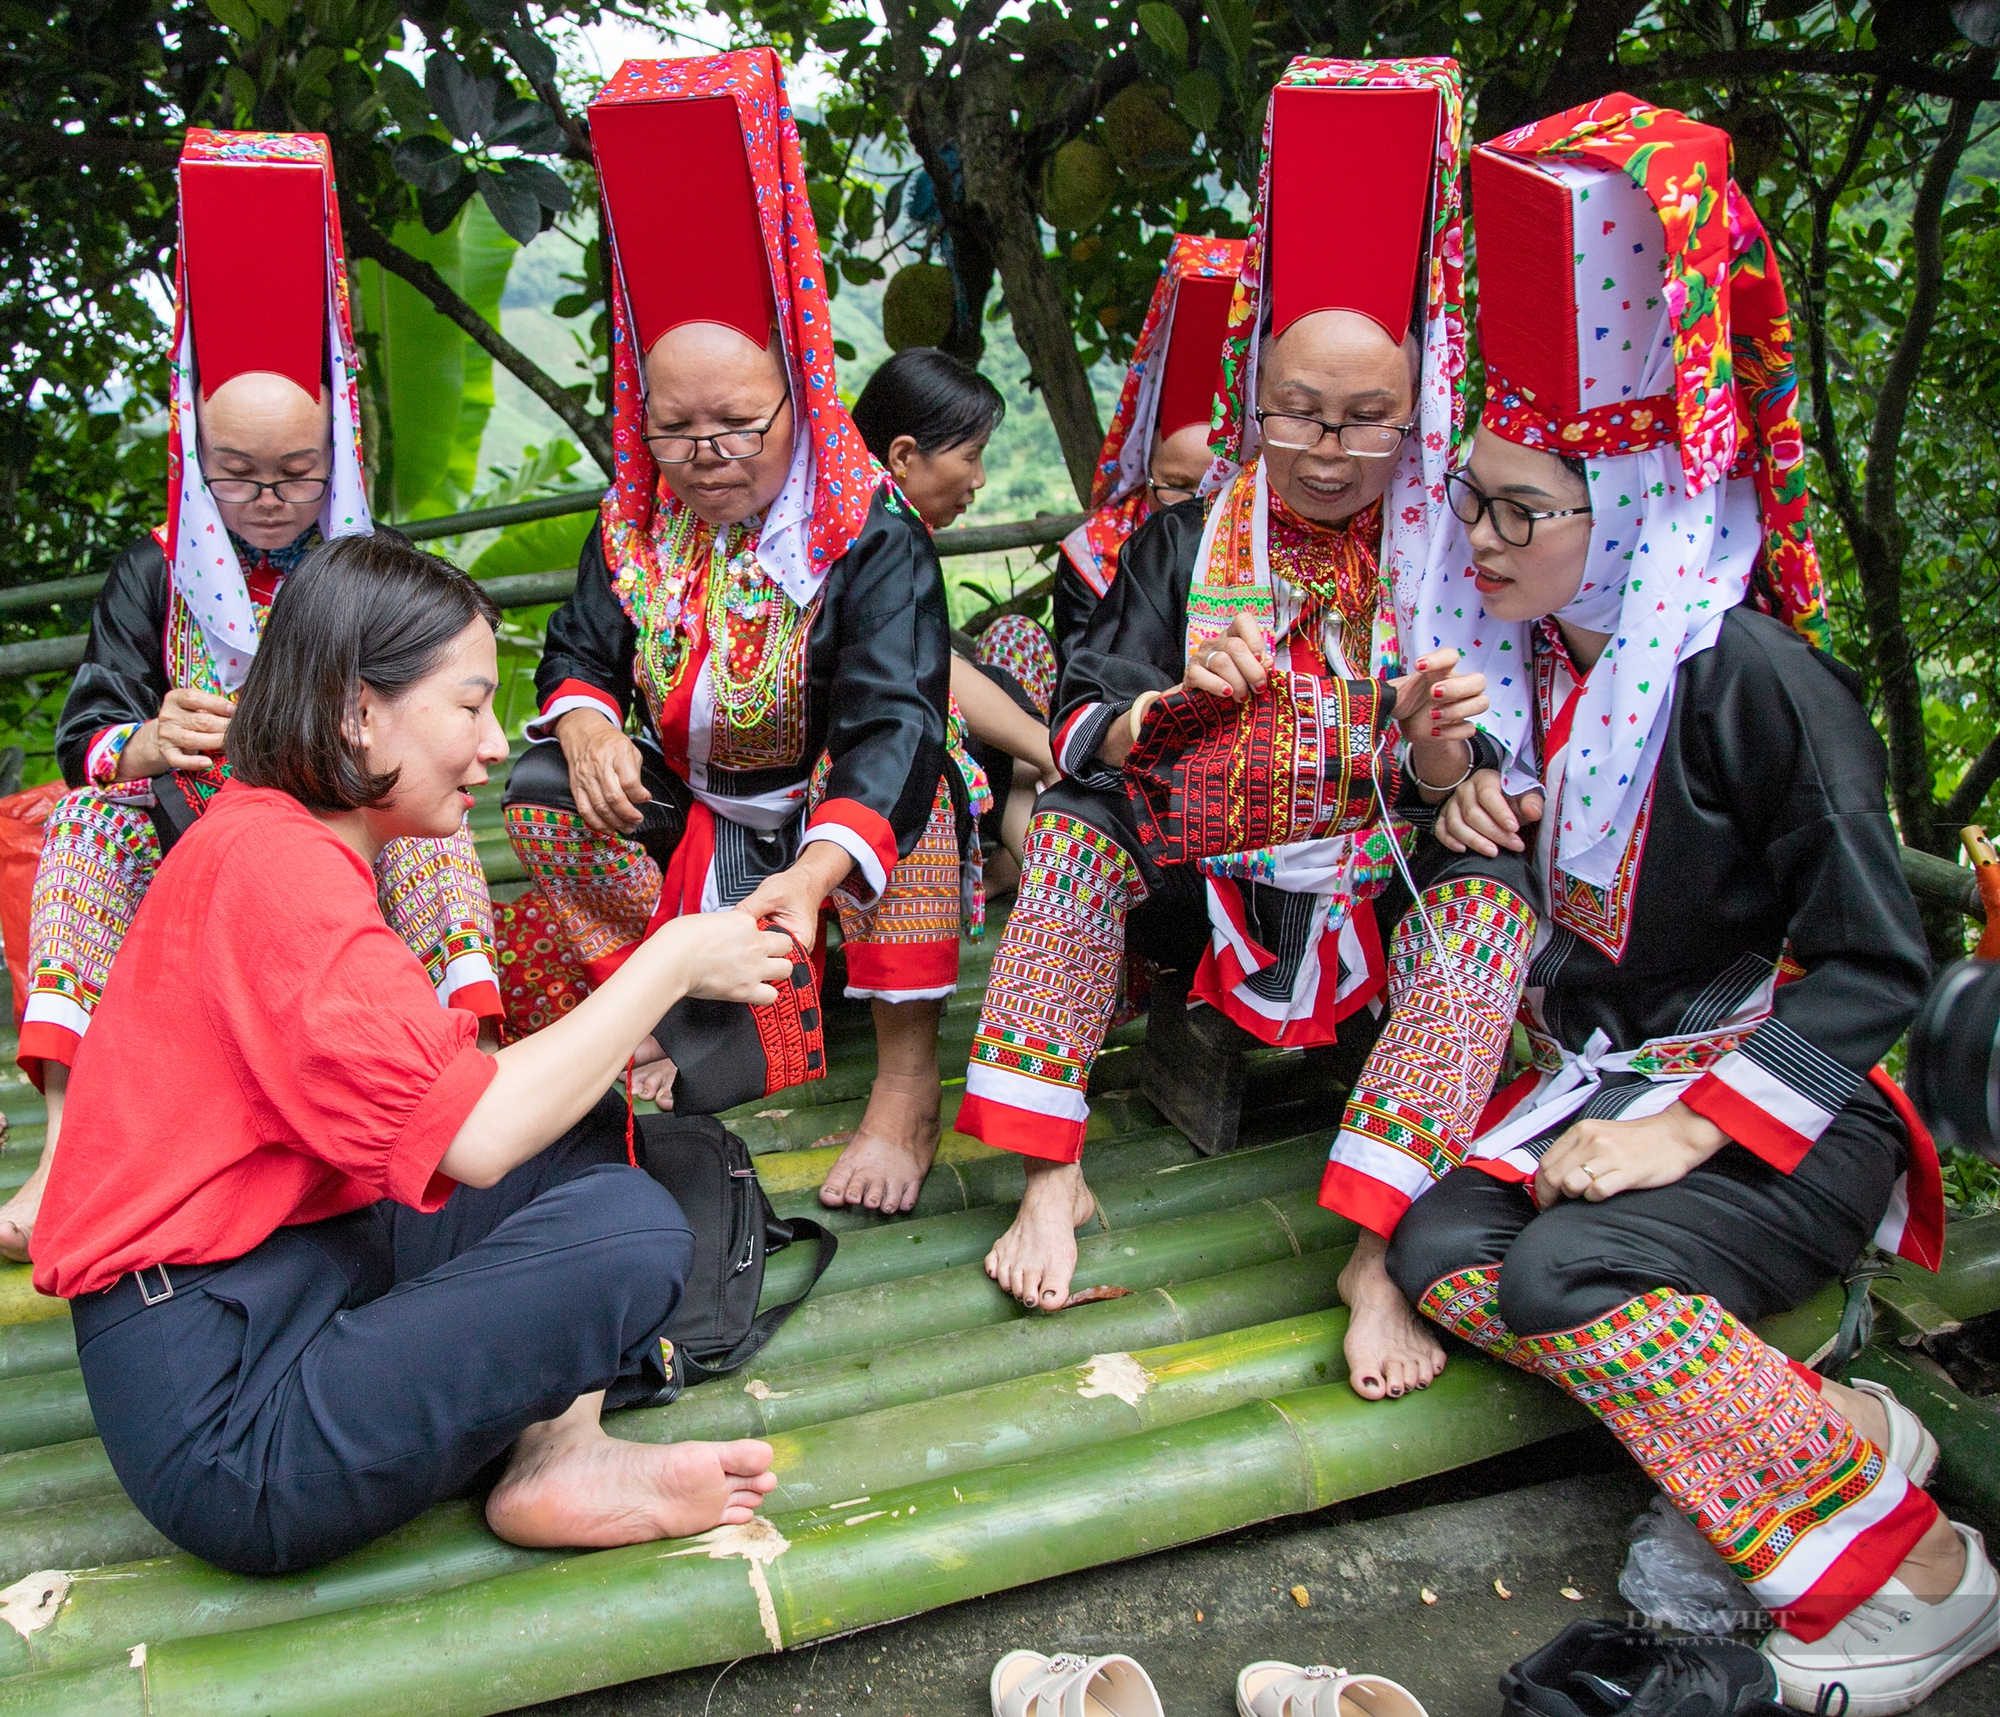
left=1124, top=672, right=1393, bottom=867
left=973, top=614, right=1057, bottom=718
left=1336, top=877, right=1536, bottom=1191
left=495, top=885, right=591, bottom=1044
left=1534, top=621, right=1652, bottom=959
left=827, top=770, right=966, bottom=999
left=503, top=802, right=663, bottom=974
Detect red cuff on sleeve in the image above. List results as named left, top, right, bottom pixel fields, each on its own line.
left=1681, top=1068, right=1814, bottom=1173
left=1317, top=1159, right=1411, bottom=1241
left=384, top=1042, right=498, bottom=1212
left=539, top=679, right=622, bottom=722
left=806, top=797, right=899, bottom=885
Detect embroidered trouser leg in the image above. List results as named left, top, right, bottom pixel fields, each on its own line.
left=501, top=740, right=689, bottom=984
left=1386, top=1091, right=1936, bottom=1642
left=374, top=823, right=502, bottom=1020
left=831, top=771, right=964, bottom=1002
left=19, top=789, right=162, bottom=1082
left=958, top=779, right=1206, bottom=1162
left=1320, top=841, right=1538, bottom=1237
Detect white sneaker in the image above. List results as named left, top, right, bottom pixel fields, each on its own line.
left=1843, top=1378, right=1940, bottom=1487
left=1761, top=1521, right=1999, bottom=1715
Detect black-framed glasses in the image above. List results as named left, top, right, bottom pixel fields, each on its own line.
left=1148, top=477, right=1199, bottom=506
left=201, top=472, right=331, bottom=505
left=1445, top=469, right=1591, bottom=548
left=1255, top=410, right=1412, bottom=458
left=644, top=385, right=791, bottom=464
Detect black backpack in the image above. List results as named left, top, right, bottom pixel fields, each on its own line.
left=611, top=1111, right=837, bottom=1407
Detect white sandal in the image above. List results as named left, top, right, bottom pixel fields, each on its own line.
left=1237, top=1661, right=1429, bottom=1717
left=991, top=1650, right=1166, bottom=1717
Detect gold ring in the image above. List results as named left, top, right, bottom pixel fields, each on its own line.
left=1579, top=1164, right=1599, bottom=1181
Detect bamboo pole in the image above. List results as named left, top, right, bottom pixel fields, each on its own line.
left=0, top=1159, right=1340, bottom=1461
left=4, top=1262, right=1988, bottom=1697
left=0, top=1369, right=92, bottom=1455
left=0, top=1305, right=1350, bottom=1678
left=0, top=1369, right=1599, bottom=1717
left=0, top=1437, right=114, bottom=1515
left=0, top=1196, right=1355, bottom=1581
left=0, top=1320, right=78, bottom=1381
left=0, top=1248, right=1346, bottom=1531
left=756, top=1137, right=1332, bottom=1306
left=626, top=1250, right=1347, bottom=1448
left=1846, top=1347, right=2000, bottom=1528
left=751, top=1192, right=1355, bottom=1376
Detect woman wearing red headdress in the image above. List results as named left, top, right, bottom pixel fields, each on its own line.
left=959, top=61, right=1482, bottom=1317
left=0, top=132, right=501, bottom=1263
left=503, top=50, right=960, bottom=1215
left=1054, top=235, right=1245, bottom=663
left=1325, top=101, right=1994, bottom=1710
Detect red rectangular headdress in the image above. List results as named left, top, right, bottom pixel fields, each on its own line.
left=1064, top=235, right=1247, bottom=597
left=165, top=131, right=370, bottom=692
left=1471, top=93, right=1823, bottom=641
left=589, top=50, right=880, bottom=610
left=1267, top=82, right=1439, bottom=343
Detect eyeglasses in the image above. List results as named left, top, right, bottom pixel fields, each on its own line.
left=1148, top=477, right=1199, bottom=506
left=644, top=386, right=791, bottom=464
left=1445, top=470, right=1591, bottom=547
left=201, top=472, right=331, bottom=505
left=1255, top=410, right=1412, bottom=458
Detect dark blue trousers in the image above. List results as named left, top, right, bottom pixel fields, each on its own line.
left=71, top=1103, right=692, bottom=1573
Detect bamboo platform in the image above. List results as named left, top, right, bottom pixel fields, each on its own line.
left=0, top=792, right=1996, bottom=1714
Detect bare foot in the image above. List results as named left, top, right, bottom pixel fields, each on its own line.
left=485, top=1393, right=777, bottom=1549
left=0, top=1075, right=62, bottom=1266
left=819, top=1072, right=941, bottom=1213
left=984, top=1158, right=1097, bottom=1310
left=626, top=1035, right=676, bottom=1107
left=1339, top=1231, right=1446, bottom=1400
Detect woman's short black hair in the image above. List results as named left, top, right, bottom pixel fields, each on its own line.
left=230, top=533, right=502, bottom=813
left=1558, top=452, right=1589, bottom=489
left=852, top=348, right=1005, bottom=462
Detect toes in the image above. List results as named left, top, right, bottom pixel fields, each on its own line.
left=818, top=1164, right=853, bottom=1206
left=985, top=1251, right=1002, bottom=1282
left=1350, top=1370, right=1387, bottom=1400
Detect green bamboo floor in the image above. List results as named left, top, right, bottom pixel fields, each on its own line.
left=0, top=795, right=1995, bottom=1715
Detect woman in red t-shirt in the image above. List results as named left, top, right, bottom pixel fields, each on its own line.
left=33, top=534, right=787, bottom=1574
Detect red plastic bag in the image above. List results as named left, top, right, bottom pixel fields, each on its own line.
left=0, top=783, right=67, bottom=1028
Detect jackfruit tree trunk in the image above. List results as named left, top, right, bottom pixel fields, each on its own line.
left=954, top=45, right=1105, bottom=505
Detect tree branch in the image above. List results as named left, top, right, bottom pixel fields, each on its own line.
left=1943, top=730, right=2000, bottom=829
left=1623, top=48, right=2000, bottom=103
left=0, top=118, right=182, bottom=171
left=1864, top=69, right=1990, bottom=531
left=340, top=199, right=615, bottom=473
left=1796, top=80, right=1891, bottom=528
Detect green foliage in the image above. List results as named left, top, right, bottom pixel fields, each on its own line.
left=352, top=200, right=520, bottom=520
